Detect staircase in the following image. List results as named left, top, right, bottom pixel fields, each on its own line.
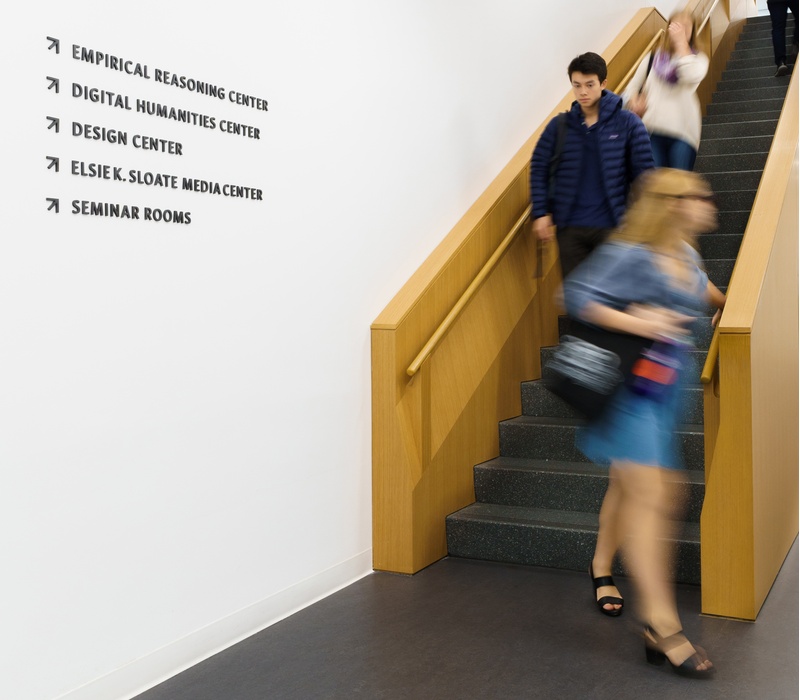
left=445, top=15, right=794, bottom=585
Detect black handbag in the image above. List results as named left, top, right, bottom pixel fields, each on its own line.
left=542, top=321, right=652, bottom=419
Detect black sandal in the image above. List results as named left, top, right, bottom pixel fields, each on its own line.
left=643, top=626, right=715, bottom=678
left=589, top=563, right=623, bottom=617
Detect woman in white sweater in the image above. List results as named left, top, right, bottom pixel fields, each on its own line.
left=624, top=11, right=709, bottom=170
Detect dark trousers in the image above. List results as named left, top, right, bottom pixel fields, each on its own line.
left=768, top=0, right=799, bottom=66
left=556, top=226, right=613, bottom=280
left=650, top=134, right=697, bottom=171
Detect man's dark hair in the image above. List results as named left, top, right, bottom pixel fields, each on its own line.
left=567, top=52, right=608, bottom=83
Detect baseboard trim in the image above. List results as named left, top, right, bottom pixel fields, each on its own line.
left=56, top=550, right=373, bottom=700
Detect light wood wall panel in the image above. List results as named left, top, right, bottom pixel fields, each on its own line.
left=686, top=0, right=746, bottom=114
left=750, top=149, right=799, bottom=608
left=372, top=10, right=663, bottom=573
left=372, top=3, right=764, bottom=578
left=701, top=73, right=799, bottom=619
left=701, top=334, right=757, bottom=618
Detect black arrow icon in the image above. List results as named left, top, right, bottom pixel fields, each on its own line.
left=46, top=156, right=60, bottom=172
left=47, top=36, right=60, bottom=54
left=46, top=116, right=59, bottom=132
left=46, top=198, right=60, bottom=213
left=46, top=76, right=60, bottom=93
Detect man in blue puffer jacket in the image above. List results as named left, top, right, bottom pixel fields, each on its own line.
left=530, top=52, right=654, bottom=279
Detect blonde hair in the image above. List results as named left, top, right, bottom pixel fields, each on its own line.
left=612, top=168, right=712, bottom=250
left=659, top=10, right=705, bottom=56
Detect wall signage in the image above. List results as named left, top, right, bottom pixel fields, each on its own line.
left=44, top=37, right=269, bottom=225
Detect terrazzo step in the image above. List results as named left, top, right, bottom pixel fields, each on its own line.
left=698, top=232, right=744, bottom=260
left=715, top=210, right=751, bottom=237
left=703, top=108, right=784, bottom=125
left=472, top=457, right=706, bottom=522
left=735, top=29, right=792, bottom=45
left=695, top=151, right=769, bottom=173
left=521, top=377, right=704, bottom=423
left=740, top=16, right=794, bottom=29
left=722, top=64, right=792, bottom=82
left=705, top=258, right=736, bottom=288
left=705, top=97, right=785, bottom=116
left=701, top=168, right=763, bottom=191
left=443, top=14, right=787, bottom=588
left=715, top=73, right=792, bottom=92
left=728, top=46, right=788, bottom=62
left=738, top=22, right=796, bottom=39
left=711, top=85, right=789, bottom=103
left=445, top=502, right=701, bottom=584
left=698, top=135, right=774, bottom=158
left=724, top=56, right=793, bottom=73
left=498, top=415, right=705, bottom=470
left=707, top=189, right=758, bottom=211
left=702, top=119, right=779, bottom=141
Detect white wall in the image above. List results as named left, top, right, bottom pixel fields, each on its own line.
left=1, top=2, right=677, bottom=699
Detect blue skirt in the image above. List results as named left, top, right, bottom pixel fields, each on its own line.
left=576, top=371, right=686, bottom=470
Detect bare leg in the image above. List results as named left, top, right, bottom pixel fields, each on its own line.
left=591, top=475, right=624, bottom=612
left=615, top=461, right=712, bottom=670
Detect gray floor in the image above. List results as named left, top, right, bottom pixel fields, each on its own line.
left=136, top=541, right=798, bottom=699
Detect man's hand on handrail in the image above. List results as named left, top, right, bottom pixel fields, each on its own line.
left=533, top=215, right=556, bottom=242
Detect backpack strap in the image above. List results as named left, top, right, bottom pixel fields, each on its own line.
left=639, top=52, right=655, bottom=94
left=547, top=112, right=568, bottom=212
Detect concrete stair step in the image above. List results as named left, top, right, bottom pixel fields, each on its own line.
left=498, top=415, right=705, bottom=470
left=521, top=377, right=704, bottom=423
left=711, top=85, right=790, bottom=103
left=702, top=119, right=779, bottom=140
left=736, top=28, right=794, bottom=45
left=441, top=13, right=789, bottom=586
left=704, top=108, right=784, bottom=125
left=715, top=210, right=751, bottom=236
left=722, top=64, right=793, bottom=81
left=725, top=55, right=793, bottom=72
left=705, top=257, right=736, bottom=288
left=740, top=15, right=794, bottom=29
left=473, top=457, right=706, bottom=522
left=699, top=138, right=772, bottom=164
left=709, top=188, right=758, bottom=210
left=702, top=168, right=763, bottom=191
left=705, top=97, right=785, bottom=116
left=729, top=46, right=788, bottom=62
left=695, top=151, right=769, bottom=173
left=445, top=502, right=701, bottom=584
left=698, top=231, right=744, bottom=260
left=716, top=73, right=793, bottom=92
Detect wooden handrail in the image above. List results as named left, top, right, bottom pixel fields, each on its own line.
left=698, top=0, right=722, bottom=33
left=407, top=0, right=722, bottom=380
left=700, top=326, right=719, bottom=383
left=406, top=204, right=532, bottom=377
left=373, top=7, right=703, bottom=576
left=615, top=29, right=665, bottom=94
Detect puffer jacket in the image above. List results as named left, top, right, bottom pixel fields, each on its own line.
left=529, top=90, right=654, bottom=227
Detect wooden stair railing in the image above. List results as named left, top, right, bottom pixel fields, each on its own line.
left=371, top=2, right=743, bottom=576
left=700, top=69, right=799, bottom=621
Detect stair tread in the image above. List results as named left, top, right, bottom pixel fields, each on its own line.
left=445, top=15, right=782, bottom=579
left=523, top=377, right=705, bottom=390
left=502, top=414, right=704, bottom=433
left=697, top=167, right=764, bottom=175
left=477, top=456, right=705, bottom=484
left=449, top=502, right=701, bottom=542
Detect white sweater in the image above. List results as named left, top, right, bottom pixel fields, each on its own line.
left=622, top=50, right=709, bottom=150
